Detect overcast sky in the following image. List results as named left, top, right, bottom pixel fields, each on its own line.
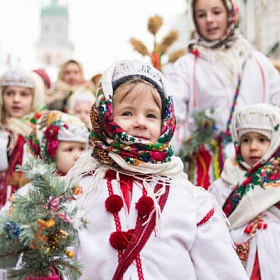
left=0, top=0, right=189, bottom=80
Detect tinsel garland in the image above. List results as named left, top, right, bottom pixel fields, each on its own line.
left=0, top=158, right=86, bottom=280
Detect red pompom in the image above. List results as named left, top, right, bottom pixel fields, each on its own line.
left=135, top=196, right=154, bottom=217
left=105, top=195, right=123, bottom=213
left=109, top=231, right=129, bottom=250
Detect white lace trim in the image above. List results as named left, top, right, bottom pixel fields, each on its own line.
left=112, top=60, right=163, bottom=89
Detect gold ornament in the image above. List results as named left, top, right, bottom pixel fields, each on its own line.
left=73, top=183, right=83, bottom=195
left=38, top=219, right=55, bottom=230
left=65, top=249, right=75, bottom=258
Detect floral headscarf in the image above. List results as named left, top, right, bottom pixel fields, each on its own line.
left=90, top=60, right=176, bottom=167
left=189, top=0, right=240, bottom=50
left=28, top=111, right=90, bottom=164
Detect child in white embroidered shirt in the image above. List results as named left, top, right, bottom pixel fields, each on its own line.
left=210, top=103, right=280, bottom=278
left=66, top=59, right=248, bottom=279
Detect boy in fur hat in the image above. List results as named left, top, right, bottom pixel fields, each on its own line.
left=210, top=103, right=280, bottom=279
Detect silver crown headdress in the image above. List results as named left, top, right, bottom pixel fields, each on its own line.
left=112, top=60, right=163, bottom=89
left=1, top=67, right=35, bottom=88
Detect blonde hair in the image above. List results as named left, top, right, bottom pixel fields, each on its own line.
left=113, top=78, right=162, bottom=112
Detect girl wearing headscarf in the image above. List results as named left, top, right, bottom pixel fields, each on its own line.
left=163, top=0, right=280, bottom=189
left=45, top=59, right=95, bottom=112
left=210, top=103, right=280, bottom=279
left=66, top=88, right=96, bottom=129
left=27, top=110, right=90, bottom=175
left=0, top=67, right=46, bottom=208
left=66, top=59, right=248, bottom=279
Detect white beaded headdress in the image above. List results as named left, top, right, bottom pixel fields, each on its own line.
left=235, top=107, right=274, bottom=140
left=230, top=103, right=280, bottom=170
left=1, top=67, right=35, bottom=88
left=111, top=60, right=163, bottom=90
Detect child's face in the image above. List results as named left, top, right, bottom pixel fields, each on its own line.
left=113, top=83, right=162, bottom=143
left=74, top=102, right=91, bottom=126
left=55, top=141, right=86, bottom=174
left=63, top=62, right=83, bottom=86
left=240, top=132, right=271, bottom=167
left=195, top=0, right=228, bottom=42
left=3, top=86, right=33, bottom=118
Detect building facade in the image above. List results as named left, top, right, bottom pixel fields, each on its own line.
left=37, top=0, right=73, bottom=66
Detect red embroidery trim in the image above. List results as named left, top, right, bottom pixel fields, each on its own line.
left=112, top=183, right=169, bottom=280
left=196, top=208, right=214, bottom=226
left=106, top=170, right=148, bottom=278
left=135, top=254, right=144, bottom=280
left=106, top=170, right=170, bottom=280
left=106, top=173, right=122, bottom=262
left=191, top=49, right=199, bottom=107
left=0, top=134, right=25, bottom=208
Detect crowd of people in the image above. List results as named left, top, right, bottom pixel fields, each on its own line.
left=0, top=0, right=279, bottom=279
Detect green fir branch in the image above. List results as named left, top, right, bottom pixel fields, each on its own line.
left=0, top=158, right=86, bottom=279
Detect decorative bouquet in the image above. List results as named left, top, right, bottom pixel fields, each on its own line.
left=179, top=108, right=217, bottom=158
left=0, top=159, right=86, bottom=280
left=130, top=14, right=186, bottom=70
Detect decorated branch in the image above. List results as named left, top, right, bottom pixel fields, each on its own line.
left=130, top=14, right=186, bottom=70
left=0, top=158, right=86, bottom=280
left=179, top=109, right=217, bottom=158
